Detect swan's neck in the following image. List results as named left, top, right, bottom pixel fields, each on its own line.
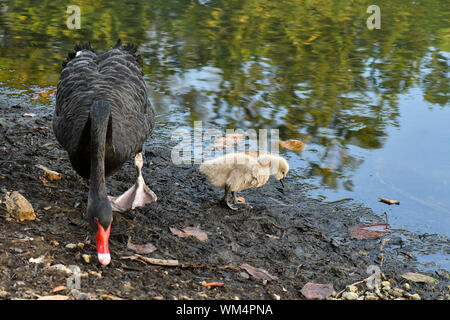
left=89, top=101, right=110, bottom=198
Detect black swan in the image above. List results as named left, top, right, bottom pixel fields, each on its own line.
left=53, top=40, right=157, bottom=265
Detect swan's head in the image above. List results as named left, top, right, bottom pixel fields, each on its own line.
left=258, top=154, right=289, bottom=187
left=273, top=157, right=289, bottom=187
left=87, top=196, right=113, bottom=266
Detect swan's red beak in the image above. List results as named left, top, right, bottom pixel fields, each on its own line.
left=94, top=218, right=112, bottom=266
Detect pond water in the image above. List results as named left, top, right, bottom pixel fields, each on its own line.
left=0, top=0, right=448, bottom=269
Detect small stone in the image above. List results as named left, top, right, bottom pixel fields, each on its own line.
left=239, top=272, right=250, bottom=279
left=89, top=271, right=102, bottom=278
left=4, top=191, right=36, bottom=221
left=346, top=285, right=358, bottom=293
left=81, top=254, right=91, bottom=263
left=391, top=288, right=404, bottom=298
left=77, top=243, right=85, bottom=250
left=271, top=293, right=281, bottom=300
left=0, top=289, right=9, bottom=298
left=402, top=283, right=411, bottom=291
left=406, top=293, right=421, bottom=300
left=365, top=293, right=379, bottom=300
left=341, top=292, right=358, bottom=300
left=65, top=243, right=77, bottom=249
left=381, top=281, right=391, bottom=288
left=152, top=296, right=164, bottom=300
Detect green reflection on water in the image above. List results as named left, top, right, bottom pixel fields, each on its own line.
left=0, top=0, right=448, bottom=192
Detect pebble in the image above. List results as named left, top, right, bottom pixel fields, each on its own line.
left=405, top=293, right=421, bottom=300
left=239, top=272, right=250, bottom=279
left=81, top=254, right=91, bottom=263
left=381, top=281, right=391, bottom=288
left=342, top=292, right=358, bottom=300
left=365, top=292, right=379, bottom=300
left=346, top=285, right=358, bottom=293
left=391, top=288, right=404, bottom=298
left=402, top=283, right=411, bottom=291
left=65, top=243, right=77, bottom=249
left=4, top=191, right=36, bottom=221
left=0, top=289, right=9, bottom=298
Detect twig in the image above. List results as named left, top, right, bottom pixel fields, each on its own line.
left=379, top=198, right=400, bottom=205
left=335, top=278, right=368, bottom=298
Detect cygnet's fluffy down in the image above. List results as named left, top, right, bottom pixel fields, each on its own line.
left=199, top=153, right=289, bottom=210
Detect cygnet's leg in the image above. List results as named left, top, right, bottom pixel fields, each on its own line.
left=219, top=185, right=238, bottom=211
left=109, top=153, right=157, bottom=212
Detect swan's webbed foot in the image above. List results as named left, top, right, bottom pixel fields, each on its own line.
left=109, top=153, right=157, bottom=212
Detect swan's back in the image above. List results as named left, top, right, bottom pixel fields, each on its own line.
left=53, top=40, right=155, bottom=178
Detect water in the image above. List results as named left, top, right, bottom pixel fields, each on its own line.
left=0, top=0, right=448, bottom=269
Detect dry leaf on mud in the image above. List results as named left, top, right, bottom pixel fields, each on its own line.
left=35, top=164, right=62, bottom=181
left=49, top=286, right=67, bottom=294
left=170, top=226, right=208, bottom=242
left=126, top=239, right=157, bottom=255
left=121, top=255, right=179, bottom=267
left=240, top=263, right=278, bottom=281
left=401, top=272, right=438, bottom=284
left=379, top=198, right=400, bottom=205
left=213, top=133, right=244, bottom=149
left=348, top=223, right=390, bottom=239
left=202, top=282, right=224, bottom=288
left=300, top=282, right=334, bottom=299
left=22, top=113, right=36, bottom=117
left=279, top=140, right=307, bottom=152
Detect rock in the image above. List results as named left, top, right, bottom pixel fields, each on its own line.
left=405, top=293, right=421, bottom=300
left=81, top=254, right=91, bottom=263
left=341, top=292, right=358, bottom=300
left=239, top=272, right=250, bottom=279
left=365, top=292, right=379, bottom=300
left=4, top=191, right=36, bottom=221
left=381, top=281, right=391, bottom=288
left=391, top=288, right=404, bottom=298
left=0, top=288, right=9, bottom=298
left=402, top=283, right=411, bottom=291
left=346, top=285, right=358, bottom=293
left=65, top=243, right=77, bottom=249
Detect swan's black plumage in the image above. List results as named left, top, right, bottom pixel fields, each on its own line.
left=53, top=40, right=155, bottom=265
left=53, top=39, right=155, bottom=179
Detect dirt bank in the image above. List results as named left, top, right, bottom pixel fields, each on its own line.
left=0, top=98, right=448, bottom=300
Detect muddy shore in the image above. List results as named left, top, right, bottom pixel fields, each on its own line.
left=0, top=98, right=448, bottom=300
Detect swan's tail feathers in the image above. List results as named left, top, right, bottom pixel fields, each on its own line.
left=62, top=42, right=95, bottom=68
left=112, top=38, right=142, bottom=69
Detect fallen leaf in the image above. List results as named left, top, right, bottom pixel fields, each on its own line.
left=300, top=282, right=334, bottom=299
left=35, top=164, right=62, bottom=181
left=49, top=286, right=67, bottom=294
left=279, top=140, right=307, bottom=152
left=348, top=223, right=390, bottom=239
left=38, top=295, right=69, bottom=300
left=22, top=113, right=36, bottom=117
left=379, top=198, right=400, bottom=205
left=213, top=133, right=245, bottom=149
left=401, top=272, right=438, bottom=284
left=4, top=191, right=36, bottom=221
left=127, top=239, right=157, bottom=255
left=202, top=282, right=224, bottom=288
left=170, top=226, right=208, bottom=242
left=240, top=263, right=278, bottom=281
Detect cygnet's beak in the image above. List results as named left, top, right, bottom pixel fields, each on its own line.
left=280, top=177, right=286, bottom=188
